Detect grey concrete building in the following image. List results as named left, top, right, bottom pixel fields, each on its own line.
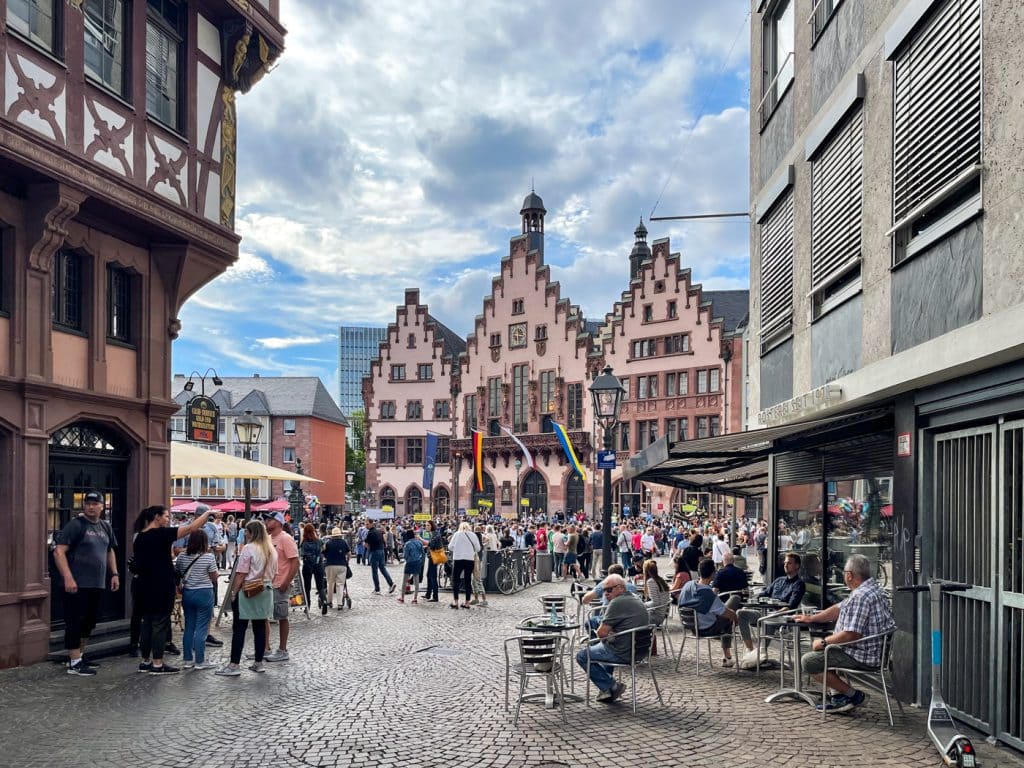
left=745, top=0, right=1024, bottom=751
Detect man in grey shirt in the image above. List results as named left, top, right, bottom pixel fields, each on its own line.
left=576, top=573, right=650, bottom=701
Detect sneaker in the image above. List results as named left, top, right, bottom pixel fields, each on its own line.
left=182, top=661, right=195, bottom=669
left=214, top=665, right=241, bottom=677
left=67, top=662, right=97, bottom=676
left=817, top=690, right=867, bottom=713
left=248, top=662, right=266, bottom=673
left=596, top=687, right=615, bottom=702
left=194, top=661, right=217, bottom=670
left=137, top=662, right=153, bottom=673
left=722, top=657, right=734, bottom=668
left=80, top=656, right=100, bottom=668
left=149, top=664, right=180, bottom=675
left=609, top=681, right=626, bottom=701
left=205, top=636, right=224, bottom=647
left=388, top=583, right=397, bottom=594
left=264, top=650, right=290, bottom=662
left=164, top=643, right=181, bottom=655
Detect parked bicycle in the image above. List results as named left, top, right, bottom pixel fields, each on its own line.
left=494, top=548, right=531, bottom=595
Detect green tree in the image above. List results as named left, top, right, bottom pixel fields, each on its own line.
left=346, top=409, right=366, bottom=496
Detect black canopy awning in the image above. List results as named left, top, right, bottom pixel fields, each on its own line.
left=623, top=408, right=892, bottom=497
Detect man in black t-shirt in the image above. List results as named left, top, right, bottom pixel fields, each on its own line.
left=52, top=490, right=119, bottom=676
left=364, top=520, right=396, bottom=594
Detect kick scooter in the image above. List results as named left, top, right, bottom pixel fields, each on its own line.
left=896, top=580, right=979, bottom=767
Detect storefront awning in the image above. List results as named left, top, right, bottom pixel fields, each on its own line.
left=170, top=441, right=321, bottom=482
left=623, top=408, right=891, bottom=496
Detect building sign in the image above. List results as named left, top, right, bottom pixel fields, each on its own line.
left=597, top=450, right=617, bottom=470
left=186, top=395, right=219, bottom=443
left=477, top=499, right=493, bottom=509
left=413, top=513, right=431, bottom=521
left=466, top=508, right=479, bottom=517
left=758, top=385, right=843, bottom=427
left=897, top=432, right=912, bottom=457
left=520, top=498, right=530, bottom=507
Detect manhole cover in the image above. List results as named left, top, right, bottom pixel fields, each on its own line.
left=536, top=762, right=571, bottom=768
left=414, top=645, right=464, bottom=657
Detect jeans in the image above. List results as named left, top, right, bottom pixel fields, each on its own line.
left=426, top=560, right=439, bottom=600
left=182, top=589, right=215, bottom=663
left=302, top=562, right=327, bottom=606
left=620, top=551, right=631, bottom=571
left=576, top=641, right=628, bottom=692
left=368, top=549, right=394, bottom=591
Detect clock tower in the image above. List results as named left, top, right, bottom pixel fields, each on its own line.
left=520, top=189, right=546, bottom=260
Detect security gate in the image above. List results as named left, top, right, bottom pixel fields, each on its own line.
left=931, top=421, right=1024, bottom=749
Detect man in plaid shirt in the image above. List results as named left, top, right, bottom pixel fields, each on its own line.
left=795, top=553, right=896, bottom=713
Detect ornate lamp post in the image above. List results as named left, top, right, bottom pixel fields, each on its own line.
left=288, top=458, right=306, bottom=524
left=233, top=409, right=263, bottom=520
left=589, top=365, right=625, bottom=577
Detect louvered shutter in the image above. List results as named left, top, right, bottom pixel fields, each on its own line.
left=811, top=108, right=863, bottom=290
left=759, top=190, right=794, bottom=338
left=892, top=0, right=981, bottom=222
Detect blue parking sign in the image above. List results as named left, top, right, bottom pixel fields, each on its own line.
left=597, top=450, right=617, bottom=470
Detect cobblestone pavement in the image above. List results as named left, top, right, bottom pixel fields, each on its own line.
left=1, top=561, right=1021, bottom=768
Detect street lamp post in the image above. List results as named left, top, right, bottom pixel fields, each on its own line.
left=183, top=368, right=224, bottom=396
left=589, top=365, right=625, bottom=578
left=233, top=409, right=263, bottom=521
left=514, top=458, right=522, bottom=522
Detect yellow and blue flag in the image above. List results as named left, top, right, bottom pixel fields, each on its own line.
left=551, top=421, right=586, bottom=482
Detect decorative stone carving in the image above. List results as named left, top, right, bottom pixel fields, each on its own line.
left=26, top=185, right=87, bottom=273
left=220, top=87, right=237, bottom=227
left=168, top=318, right=182, bottom=340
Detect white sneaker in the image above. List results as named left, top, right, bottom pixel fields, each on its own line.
left=264, top=650, right=289, bottom=662
left=194, top=661, right=217, bottom=670
left=248, top=662, right=266, bottom=673
left=182, top=661, right=195, bottom=669
left=214, top=665, right=241, bottom=677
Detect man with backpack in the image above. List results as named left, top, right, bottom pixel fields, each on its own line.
left=51, top=490, right=120, bottom=676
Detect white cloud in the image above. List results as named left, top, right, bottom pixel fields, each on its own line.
left=254, top=335, right=335, bottom=350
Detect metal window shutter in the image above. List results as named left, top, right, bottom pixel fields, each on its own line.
left=759, top=190, right=795, bottom=331
left=811, top=109, right=863, bottom=290
left=892, top=0, right=981, bottom=222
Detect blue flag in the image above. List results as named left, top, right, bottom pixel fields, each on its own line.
left=423, top=432, right=439, bottom=489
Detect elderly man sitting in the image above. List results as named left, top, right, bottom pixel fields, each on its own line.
left=795, top=553, right=896, bottom=713
left=575, top=573, right=650, bottom=702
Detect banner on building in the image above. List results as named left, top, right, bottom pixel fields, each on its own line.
left=423, top=432, right=439, bottom=489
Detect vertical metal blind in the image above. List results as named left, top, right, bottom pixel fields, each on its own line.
left=811, top=109, right=863, bottom=290
left=892, top=0, right=981, bottom=222
left=759, top=190, right=794, bottom=333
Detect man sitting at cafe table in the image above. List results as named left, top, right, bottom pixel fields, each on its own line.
left=794, top=553, right=896, bottom=713
left=678, top=558, right=755, bottom=667
left=575, top=574, right=649, bottom=702
left=736, top=552, right=806, bottom=667
left=580, top=564, right=638, bottom=633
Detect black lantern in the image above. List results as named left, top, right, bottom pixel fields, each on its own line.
left=589, top=365, right=624, bottom=575
left=233, top=409, right=263, bottom=519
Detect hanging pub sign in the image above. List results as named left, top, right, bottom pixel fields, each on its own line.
left=186, top=395, right=220, bottom=444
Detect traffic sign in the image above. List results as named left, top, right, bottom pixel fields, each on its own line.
left=597, top=450, right=617, bottom=470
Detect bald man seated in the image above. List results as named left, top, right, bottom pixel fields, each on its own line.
left=576, top=573, right=650, bottom=702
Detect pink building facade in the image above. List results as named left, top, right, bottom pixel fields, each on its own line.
left=363, top=289, right=464, bottom=516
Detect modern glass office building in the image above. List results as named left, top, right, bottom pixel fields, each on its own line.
left=339, top=326, right=387, bottom=445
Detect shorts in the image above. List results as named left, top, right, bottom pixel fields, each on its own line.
left=273, top=586, right=289, bottom=620
left=63, top=588, right=104, bottom=650
left=404, top=561, right=423, bottom=577
left=563, top=553, right=578, bottom=566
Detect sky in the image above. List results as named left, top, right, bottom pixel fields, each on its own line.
left=173, top=1, right=753, bottom=402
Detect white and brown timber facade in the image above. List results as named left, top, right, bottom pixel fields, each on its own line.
left=0, top=0, right=285, bottom=667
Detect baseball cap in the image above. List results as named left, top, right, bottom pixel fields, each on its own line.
left=84, top=491, right=103, bottom=504
left=263, top=512, right=285, bottom=525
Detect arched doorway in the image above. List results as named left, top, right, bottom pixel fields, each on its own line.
left=521, top=470, right=547, bottom=517
left=565, top=473, right=585, bottom=519
left=470, top=472, right=495, bottom=516
left=406, top=486, right=423, bottom=515
left=379, top=486, right=396, bottom=512
left=433, top=486, right=450, bottom=515
left=47, top=422, right=131, bottom=629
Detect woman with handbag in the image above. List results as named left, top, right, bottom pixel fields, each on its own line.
left=216, top=520, right=277, bottom=676
left=173, top=530, right=219, bottom=669
left=423, top=521, right=444, bottom=602
left=449, top=521, right=479, bottom=609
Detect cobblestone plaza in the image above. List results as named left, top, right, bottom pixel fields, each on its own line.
left=1, top=561, right=1021, bottom=768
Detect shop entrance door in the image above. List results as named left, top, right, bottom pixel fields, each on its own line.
left=930, top=421, right=1024, bottom=748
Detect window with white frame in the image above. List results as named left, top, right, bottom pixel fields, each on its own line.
left=85, top=0, right=126, bottom=95
left=760, top=0, right=795, bottom=126
left=890, top=0, right=982, bottom=267
left=7, top=0, right=58, bottom=52
left=759, top=190, right=794, bottom=354
left=811, top=108, right=863, bottom=319
left=145, top=0, right=185, bottom=130
left=283, top=447, right=295, bottom=463
left=283, top=418, right=296, bottom=434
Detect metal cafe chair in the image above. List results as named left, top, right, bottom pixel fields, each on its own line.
left=674, top=606, right=741, bottom=676
left=820, top=627, right=902, bottom=725
left=503, top=633, right=569, bottom=725
left=580, top=625, right=663, bottom=715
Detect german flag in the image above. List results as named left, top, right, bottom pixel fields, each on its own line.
left=472, top=429, right=484, bottom=491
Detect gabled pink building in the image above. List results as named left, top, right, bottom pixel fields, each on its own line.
left=598, top=225, right=747, bottom=517
left=449, top=193, right=597, bottom=518
left=362, top=289, right=465, bottom=515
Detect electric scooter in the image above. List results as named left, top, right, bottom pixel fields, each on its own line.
left=896, top=580, right=979, bottom=767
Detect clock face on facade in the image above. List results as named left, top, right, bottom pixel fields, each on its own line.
left=509, top=322, right=527, bottom=349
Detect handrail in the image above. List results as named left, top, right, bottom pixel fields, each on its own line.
left=757, top=50, right=794, bottom=123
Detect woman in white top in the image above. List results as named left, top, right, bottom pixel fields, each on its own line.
left=174, top=530, right=219, bottom=669
left=448, top=521, right=480, bottom=610
left=483, top=524, right=500, bottom=551
left=216, top=520, right=277, bottom=676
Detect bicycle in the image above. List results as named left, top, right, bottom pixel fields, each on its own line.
left=494, top=548, right=530, bottom=595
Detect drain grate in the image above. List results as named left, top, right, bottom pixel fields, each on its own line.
left=535, top=762, right=571, bottom=768
left=414, top=645, right=464, bottom=657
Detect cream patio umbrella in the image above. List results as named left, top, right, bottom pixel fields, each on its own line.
left=169, top=441, right=322, bottom=482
